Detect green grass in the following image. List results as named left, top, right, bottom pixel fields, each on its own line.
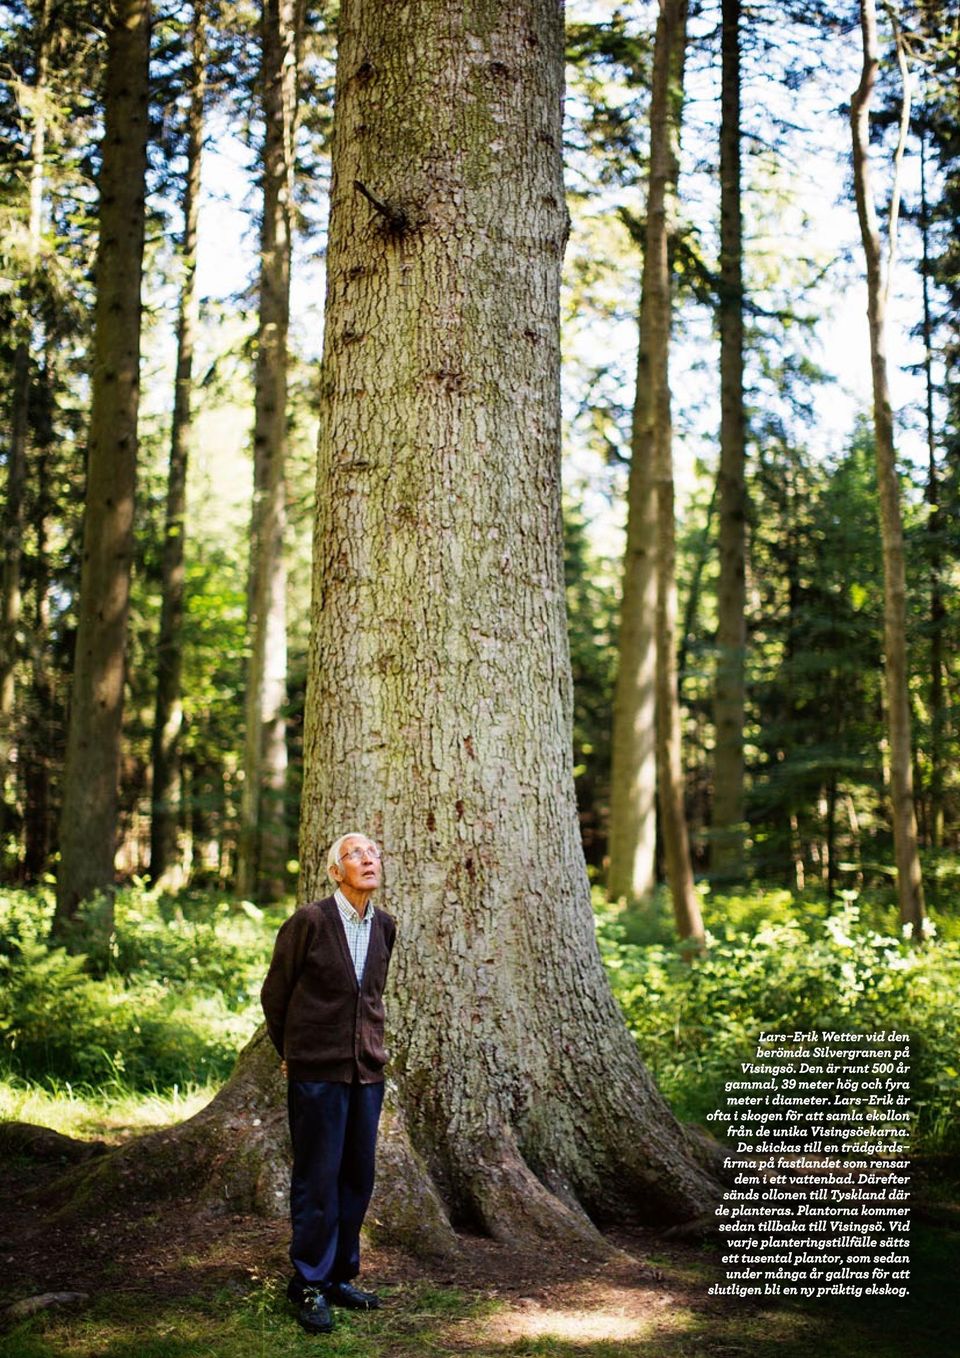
left=0, top=1073, right=218, bottom=1140
left=0, top=1282, right=496, bottom=1358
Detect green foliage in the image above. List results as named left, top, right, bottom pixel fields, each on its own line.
left=0, top=884, right=281, bottom=1090
left=596, top=887, right=960, bottom=1153
left=747, top=422, right=891, bottom=885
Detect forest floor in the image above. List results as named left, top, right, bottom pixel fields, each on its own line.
left=1, top=1132, right=958, bottom=1358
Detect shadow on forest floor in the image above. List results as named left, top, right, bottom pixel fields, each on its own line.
left=1, top=1147, right=958, bottom=1358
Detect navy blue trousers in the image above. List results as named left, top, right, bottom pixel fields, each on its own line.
left=287, top=1078, right=385, bottom=1287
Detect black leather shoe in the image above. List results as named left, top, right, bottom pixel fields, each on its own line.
left=286, top=1275, right=305, bottom=1304
left=326, top=1280, right=381, bottom=1310
left=297, top=1287, right=334, bottom=1333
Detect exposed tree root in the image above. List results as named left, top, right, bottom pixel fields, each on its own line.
left=466, top=1127, right=623, bottom=1260
left=366, top=1082, right=461, bottom=1261
left=35, top=1031, right=288, bottom=1219
left=0, top=1121, right=107, bottom=1165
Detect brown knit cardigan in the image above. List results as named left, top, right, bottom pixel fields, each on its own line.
left=260, top=895, right=397, bottom=1083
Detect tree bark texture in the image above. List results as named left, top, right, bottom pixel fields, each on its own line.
left=642, top=0, right=704, bottom=946
left=711, top=0, right=747, bottom=881
left=850, top=0, right=925, bottom=936
left=295, top=0, right=719, bottom=1245
left=237, top=0, right=301, bottom=902
left=0, top=0, right=50, bottom=811
left=150, top=4, right=206, bottom=888
left=53, top=0, right=150, bottom=933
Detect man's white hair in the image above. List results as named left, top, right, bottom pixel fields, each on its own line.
left=326, top=831, right=375, bottom=879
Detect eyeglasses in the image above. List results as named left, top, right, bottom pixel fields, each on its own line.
left=338, top=845, right=382, bottom=864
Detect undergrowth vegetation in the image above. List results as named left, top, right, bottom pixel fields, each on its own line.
left=1, top=881, right=958, bottom=1155
left=0, top=883, right=282, bottom=1092
left=596, top=885, right=960, bottom=1154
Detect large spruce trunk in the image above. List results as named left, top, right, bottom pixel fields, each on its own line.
left=54, top=0, right=150, bottom=932
left=850, top=0, right=925, bottom=936
left=296, top=0, right=718, bottom=1243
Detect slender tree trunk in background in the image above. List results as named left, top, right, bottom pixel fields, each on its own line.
left=22, top=355, right=55, bottom=881
left=826, top=775, right=837, bottom=901
left=712, top=0, right=747, bottom=881
left=297, top=0, right=719, bottom=1245
left=237, top=0, right=301, bottom=902
left=606, top=349, right=657, bottom=905
left=920, top=131, right=944, bottom=850
left=676, top=481, right=716, bottom=695
left=845, top=792, right=863, bottom=888
left=23, top=472, right=53, bottom=881
left=607, top=0, right=698, bottom=917
left=53, top=0, right=150, bottom=938
left=850, top=0, right=925, bottom=937
left=640, top=0, right=704, bottom=947
left=607, top=286, right=658, bottom=903
left=150, top=4, right=206, bottom=888
left=783, top=464, right=804, bottom=892
left=790, top=812, right=805, bottom=892
left=0, top=0, right=50, bottom=822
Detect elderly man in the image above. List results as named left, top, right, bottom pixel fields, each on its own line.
left=261, top=832, right=397, bottom=1335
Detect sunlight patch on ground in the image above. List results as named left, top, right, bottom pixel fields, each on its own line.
left=448, top=1282, right=690, bottom=1347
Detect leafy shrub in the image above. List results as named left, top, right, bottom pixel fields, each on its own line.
left=596, top=887, right=960, bottom=1154
left=0, top=884, right=281, bottom=1090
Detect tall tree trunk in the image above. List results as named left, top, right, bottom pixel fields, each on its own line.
left=22, top=355, right=55, bottom=881
left=297, top=0, right=718, bottom=1243
left=711, top=0, right=747, bottom=881
left=0, top=0, right=50, bottom=823
left=676, top=481, right=716, bottom=695
left=150, top=3, right=206, bottom=888
left=607, top=0, right=701, bottom=921
left=237, top=0, right=301, bottom=902
left=919, top=129, right=944, bottom=850
left=850, top=0, right=925, bottom=937
left=53, top=0, right=150, bottom=938
left=644, top=0, right=705, bottom=946
left=607, top=300, right=659, bottom=905
left=825, top=774, right=837, bottom=901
